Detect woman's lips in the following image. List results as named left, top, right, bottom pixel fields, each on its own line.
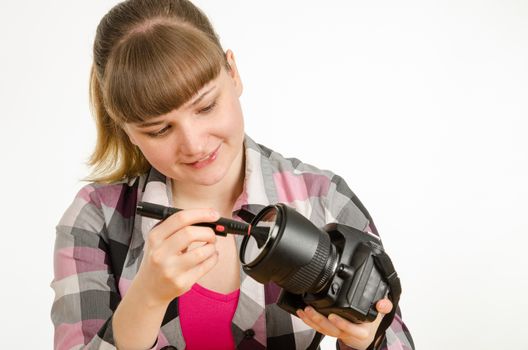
left=186, top=145, right=221, bottom=169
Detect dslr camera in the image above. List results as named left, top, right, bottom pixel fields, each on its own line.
left=239, top=203, right=401, bottom=325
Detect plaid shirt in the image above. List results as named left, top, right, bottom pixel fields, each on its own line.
left=51, top=135, right=414, bottom=350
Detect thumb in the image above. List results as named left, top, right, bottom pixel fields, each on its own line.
left=376, top=299, right=393, bottom=315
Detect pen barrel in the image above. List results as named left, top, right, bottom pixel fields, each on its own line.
left=194, top=218, right=249, bottom=236
left=136, top=202, right=181, bottom=220
left=136, top=202, right=250, bottom=237
left=219, top=218, right=250, bottom=236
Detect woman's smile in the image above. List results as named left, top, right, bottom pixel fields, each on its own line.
left=185, top=143, right=221, bottom=169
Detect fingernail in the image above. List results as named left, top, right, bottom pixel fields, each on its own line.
left=210, top=209, right=219, bottom=218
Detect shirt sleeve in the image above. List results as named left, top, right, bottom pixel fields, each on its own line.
left=50, top=185, right=159, bottom=350
left=325, top=175, right=415, bottom=350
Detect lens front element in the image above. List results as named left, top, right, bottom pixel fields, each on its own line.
left=241, top=206, right=277, bottom=265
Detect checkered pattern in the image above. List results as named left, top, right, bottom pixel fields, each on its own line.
left=51, top=135, right=414, bottom=349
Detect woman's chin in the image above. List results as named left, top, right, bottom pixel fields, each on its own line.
left=183, top=167, right=227, bottom=187
left=194, top=175, right=224, bottom=187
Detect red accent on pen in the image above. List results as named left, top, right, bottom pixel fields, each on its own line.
left=215, top=224, right=225, bottom=233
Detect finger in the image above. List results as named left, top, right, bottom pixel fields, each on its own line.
left=148, top=208, right=219, bottom=247
left=375, top=298, right=393, bottom=315
left=148, top=246, right=219, bottom=294
left=296, top=310, right=326, bottom=335
left=158, top=226, right=216, bottom=256
left=302, top=307, right=342, bottom=337
left=177, top=243, right=218, bottom=270
left=183, top=249, right=220, bottom=282
left=327, top=313, right=370, bottom=341
left=147, top=226, right=215, bottom=267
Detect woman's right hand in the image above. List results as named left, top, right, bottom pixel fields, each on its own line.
left=133, top=208, right=221, bottom=306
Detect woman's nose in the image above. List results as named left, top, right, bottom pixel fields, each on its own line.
left=176, top=123, right=205, bottom=156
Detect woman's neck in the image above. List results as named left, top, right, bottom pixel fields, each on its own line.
left=171, top=147, right=245, bottom=215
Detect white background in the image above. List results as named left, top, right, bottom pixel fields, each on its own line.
left=1, top=1, right=527, bottom=349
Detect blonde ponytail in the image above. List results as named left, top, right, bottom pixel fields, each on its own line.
left=85, top=64, right=149, bottom=183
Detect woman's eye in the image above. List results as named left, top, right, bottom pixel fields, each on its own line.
left=199, top=101, right=217, bottom=114
left=147, top=125, right=170, bottom=137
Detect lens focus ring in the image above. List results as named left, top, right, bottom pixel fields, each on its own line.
left=280, top=232, right=333, bottom=294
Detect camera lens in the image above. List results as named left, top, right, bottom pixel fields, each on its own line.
left=240, top=204, right=338, bottom=295
left=241, top=206, right=278, bottom=265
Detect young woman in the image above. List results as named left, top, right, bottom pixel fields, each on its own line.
left=51, top=1, right=414, bottom=349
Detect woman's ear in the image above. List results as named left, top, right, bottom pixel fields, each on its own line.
left=225, top=49, right=243, bottom=97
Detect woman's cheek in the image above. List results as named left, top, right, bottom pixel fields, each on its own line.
left=142, top=140, right=175, bottom=164
left=222, top=105, right=245, bottom=133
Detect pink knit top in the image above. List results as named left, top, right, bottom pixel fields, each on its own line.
left=178, top=283, right=240, bottom=350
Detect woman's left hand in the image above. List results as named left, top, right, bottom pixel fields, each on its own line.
left=296, top=298, right=392, bottom=350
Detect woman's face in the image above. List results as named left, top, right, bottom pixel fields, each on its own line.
left=124, top=51, right=245, bottom=188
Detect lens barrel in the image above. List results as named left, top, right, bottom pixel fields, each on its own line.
left=240, top=204, right=338, bottom=294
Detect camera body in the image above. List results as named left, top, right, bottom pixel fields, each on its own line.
left=276, top=223, right=388, bottom=323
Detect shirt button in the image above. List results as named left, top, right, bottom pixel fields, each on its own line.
left=244, top=328, right=255, bottom=339
left=160, top=346, right=177, bottom=350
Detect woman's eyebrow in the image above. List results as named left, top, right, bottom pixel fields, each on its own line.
left=136, top=86, right=217, bottom=128
left=187, top=85, right=216, bottom=107
left=136, top=119, right=165, bottom=128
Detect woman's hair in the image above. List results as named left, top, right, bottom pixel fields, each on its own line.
left=87, top=0, right=229, bottom=183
